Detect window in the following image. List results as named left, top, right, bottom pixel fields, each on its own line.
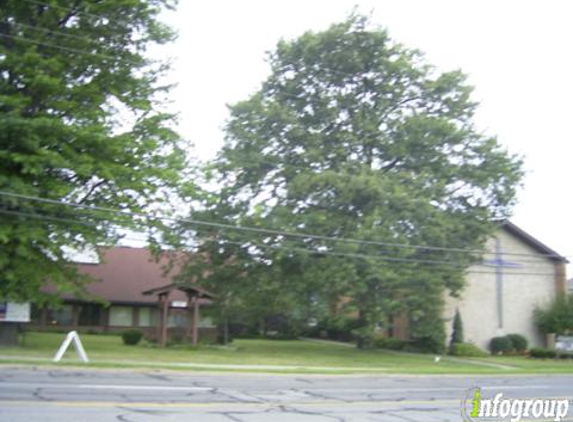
left=109, top=306, right=134, bottom=327
left=30, top=304, right=42, bottom=324
left=47, top=305, right=73, bottom=326
left=138, top=307, right=158, bottom=327
left=168, top=311, right=188, bottom=328
left=78, top=304, right=102, bottom=326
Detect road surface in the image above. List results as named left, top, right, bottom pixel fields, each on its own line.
left=1, top=367, right=573, bottom=421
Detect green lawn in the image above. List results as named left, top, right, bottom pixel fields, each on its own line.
left=1, top=332, right=573, bottom=375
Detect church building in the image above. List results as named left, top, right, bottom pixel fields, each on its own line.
left=443, top=221, right=568, bottom=350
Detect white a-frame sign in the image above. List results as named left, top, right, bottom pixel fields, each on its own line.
left=53, top=331, right=89, bottom=363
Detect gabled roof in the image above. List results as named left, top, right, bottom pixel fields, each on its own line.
left=502, top=221, right=568, bottom=263
left=71, top=247, right=191, bottom=305
left=142, top=283, right=215, bottom=299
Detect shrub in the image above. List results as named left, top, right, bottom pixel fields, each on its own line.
left=451, top=342, right=488, bottom=357
left=374, top=337, right=405, bottom=351
left=529, top=348, right=556, bottom=359
left=534, top=295, right=573, bottom=334
left=506, top=333, right=528, bottom=353
left=322, top=316, right=362, bottom=342
left=449, top=310, right=464, bottom=352
left=489, top=336, right=513, bottom=354
left=406, top=336, right=445, bottom=354
left=122, top=329, right=143, bottom=346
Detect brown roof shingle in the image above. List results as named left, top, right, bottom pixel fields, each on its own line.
left=74, top=247, right=190, bottom=305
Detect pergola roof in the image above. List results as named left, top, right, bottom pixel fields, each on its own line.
left=142, top=282, right=215, bottom=299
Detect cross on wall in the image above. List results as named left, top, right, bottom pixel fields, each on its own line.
left=481, top=237, right=523, bottom=329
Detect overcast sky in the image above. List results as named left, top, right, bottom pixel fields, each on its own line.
left=159, top=0, right=572, bottom=263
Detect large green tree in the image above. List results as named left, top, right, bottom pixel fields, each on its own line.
left=180, top=15, right=523, bottom=348
left=0, top=0, right=188, bottom=303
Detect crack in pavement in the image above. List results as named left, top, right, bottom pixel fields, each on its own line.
left=32, top=387, right=53, bottom=402
left=301, top=389, right=348, bottom=403
left=116, top=414, right=137, bottom=422
left=219, top=413, right=246, bottom=422
left=276, top=404, right=347, bottom=422
left=211, top=388, right=264, bottom=403
left=145, top=373, right=172, bottom=382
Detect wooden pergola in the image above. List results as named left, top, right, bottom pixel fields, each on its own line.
left=142, top=283, right=215, bottom=347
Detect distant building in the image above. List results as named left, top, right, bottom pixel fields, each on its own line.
left=31, top=222, right=567, bottom=351
left=443, top=222, right=568, bottom=350
left=31, top=247, right=216, bottom=343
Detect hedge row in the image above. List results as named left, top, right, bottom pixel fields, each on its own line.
left=489, top=334, right=528, bottom=354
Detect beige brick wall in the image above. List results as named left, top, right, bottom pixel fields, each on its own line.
left=444, top=229, right=557, bottom=351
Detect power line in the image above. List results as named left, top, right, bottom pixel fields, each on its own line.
left=0, top=208, right=96, bottom=228
left=0, top=203, right=554, bottom=268
left=21, top=0, right=108, bottom=21
left=0, top=190, right=567, bottom=261
left=0, top=208, right=160, bottom=245
left=0, top=32, right=116, bottom=60
left=203, top=240, right=561, bottom=278
left=0, top=205, right=559, bottom=277
left=10, top=21, right=101, bottom=44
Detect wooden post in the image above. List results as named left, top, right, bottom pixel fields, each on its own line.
left=159, top=293, right=169, bottom=347
left=192, top=296, right=199, bottom=346
left=186, top=293, right=193, bottom=342
left=156, top=296, right=162, bottom=343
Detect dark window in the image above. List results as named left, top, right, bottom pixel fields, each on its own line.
left=78, top=303, right=102, bottom=326
left=47, top=305, right=73, bottom=326
left=30, top=304, right=42, bottom=324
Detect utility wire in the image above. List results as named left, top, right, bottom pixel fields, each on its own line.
left=21, top=0, right=109, bottom=21
left=222, top=240, right=559, bottom=278
left=0, top=208, right=160, bottom=245
left=0, top=205, right=560, bottom=277
left=0, top=204, right=554, bottom=267
left=0, top=190, right=567, bottom=261
left=10, top=21, right=102, bottom=44
left=0, top=32, right=117, bottom=60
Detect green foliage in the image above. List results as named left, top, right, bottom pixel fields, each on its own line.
left=406, top=336, right=446, bottom=354
left=374, top=336, right=405, bottom=351
left=534, top=296, right=573, bottom=335
left=451, top=342, right=488, bottom=357
left=529, top=348, right=557, bottom=359
left=304, top=316, right=363, bottom=343
left=0, top=0, right=190, bottom=303
left=489, top=336, right=513, bottom=354
left=409, top=306, right=447, bottom=354
left=121, top=329, right=143, bottom=346
left=177, top=14, right=523, bottom=348
left=449, top=309, right=464, bottom=352
left=506, top=333, right=528, bottom=353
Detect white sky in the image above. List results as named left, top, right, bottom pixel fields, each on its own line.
left=159, top=0, right=573, bottom=264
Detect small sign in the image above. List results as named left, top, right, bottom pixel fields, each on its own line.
left=0, top=302, right=30, bottom=323
left=53, top=331, right=89, bottom=363
left=555, top=336, right=573, bottom=352
left=171, top=301, right=188, bottom=308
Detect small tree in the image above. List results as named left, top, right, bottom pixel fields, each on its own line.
left=449, top=309, right=464, bottom=352
left=534, top=296, right=573, bottom=335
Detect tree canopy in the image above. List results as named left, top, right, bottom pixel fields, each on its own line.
left=0, top=0, right=188, bottom=303
left=179, top=15, right=524, bottom=348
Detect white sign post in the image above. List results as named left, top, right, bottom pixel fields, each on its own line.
left=0, top=302, right=31, bottom=323
left=556, top=336, right=573, bottom=352
left=53, top=331, right=89, bottom=363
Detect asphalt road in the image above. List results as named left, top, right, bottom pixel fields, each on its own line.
left=1, top=367, right=573, bottom=421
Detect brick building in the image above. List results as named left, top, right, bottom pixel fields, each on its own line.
left=31, top=247, right=216, bottom=343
